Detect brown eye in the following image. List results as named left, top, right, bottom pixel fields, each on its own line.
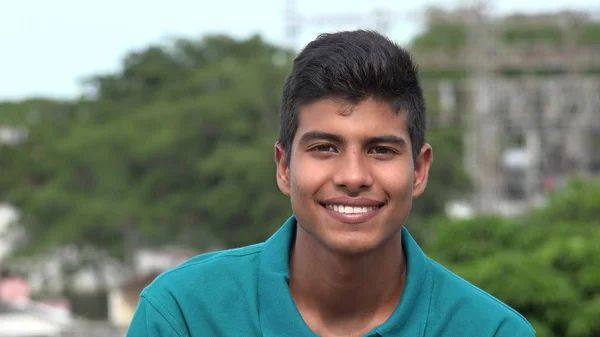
left=369, top=146, right=394, bottom=155
left=311, top=144, right=336, bottom=152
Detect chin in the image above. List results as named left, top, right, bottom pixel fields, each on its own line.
left=295, top=209, right=402, bottom=256
left=322, top=233, right=389, bottom=256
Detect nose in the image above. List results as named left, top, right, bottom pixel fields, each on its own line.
left=332, top=149, right=373, bottom=193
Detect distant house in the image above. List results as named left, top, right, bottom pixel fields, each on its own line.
left=0, top=301, right=72, bottom=337
left=0, top=268, right=29, bottom=304
left=0, top=203, right=21, bottom=262
left=0, top=302, right=61, bottom=337
left=108, top=272, right=161, bottom=328
left=5, top=245, right=131, bottom=296
left=0, top=267, right=72, bottom=337
left=0, top=126, right=28, bottom=145
left=107, top=247, right=199, bottom=329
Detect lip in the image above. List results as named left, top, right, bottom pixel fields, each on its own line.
left=320, top=197, right=385, bottom=207
left=319, top=197, right=386, bottom=225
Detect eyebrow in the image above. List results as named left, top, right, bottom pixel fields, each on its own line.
left=298, top=131, right=408, bottom=148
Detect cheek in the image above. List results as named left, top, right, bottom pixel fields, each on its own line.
left=289, top=158, right=327, bottom=202
left=377, top=165, right=414, bottom=197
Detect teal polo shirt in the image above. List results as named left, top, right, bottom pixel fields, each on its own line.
left=126, top=216, right=535, bottom=336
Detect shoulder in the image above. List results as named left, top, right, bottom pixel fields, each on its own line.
left=141, top=244, right=262, bottom=321
left=128, top=243, right=264, bottom=336
left=143, top=242, right=264, bottom=300
left=425, top=258, right=536, bottom=337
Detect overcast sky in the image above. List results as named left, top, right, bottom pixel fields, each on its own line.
left=1, top=0, right=599, bottom=100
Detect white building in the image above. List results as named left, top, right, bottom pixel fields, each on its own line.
left=0, top=204, right=21, bottom=262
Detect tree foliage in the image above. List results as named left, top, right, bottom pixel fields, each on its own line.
left=423, top=176, right=600, bottom=337
left=410, top=16, right=600, bottom=51
left=1, top=35, right=295, bottom=260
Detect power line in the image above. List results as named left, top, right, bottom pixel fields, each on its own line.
left=283, top=0, right=424, bottom=50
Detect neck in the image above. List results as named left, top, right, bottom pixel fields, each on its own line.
left=289, top=226, right=406, bottom=336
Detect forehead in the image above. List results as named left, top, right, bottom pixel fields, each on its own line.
left=295, top=98, right=409, bottom=141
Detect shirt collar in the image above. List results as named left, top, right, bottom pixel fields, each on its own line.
left=257, top=215, right=432, bottom=337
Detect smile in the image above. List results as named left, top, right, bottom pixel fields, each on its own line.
left=319, top=200, right=385, bottom=224
left=324, top=204, right=380, bottom=214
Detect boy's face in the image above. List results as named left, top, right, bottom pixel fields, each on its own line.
left=275, top=98, right=432, bottom=255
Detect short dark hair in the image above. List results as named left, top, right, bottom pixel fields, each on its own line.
left=278, top=30, right=426, bottom=164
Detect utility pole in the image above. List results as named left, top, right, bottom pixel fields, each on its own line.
left=283, top=0, right=419, bottom=51
left=464, top=0, right=504, bottom=214
left=284, top=0, right=300, bottom=50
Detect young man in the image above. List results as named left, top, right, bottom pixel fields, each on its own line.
left=126, top=30, right=536, bottom=337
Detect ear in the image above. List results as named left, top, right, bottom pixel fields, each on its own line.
left=274, top=142, right=291, bottom=196
left=412, top=143, right=433, bottom=198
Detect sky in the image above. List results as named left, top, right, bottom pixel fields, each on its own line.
left=1, top=0, right=599, bottom=100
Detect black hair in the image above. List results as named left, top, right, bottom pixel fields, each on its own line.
left=278, top=30, right=426, bottom=164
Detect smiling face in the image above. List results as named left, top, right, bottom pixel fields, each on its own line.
left=275, top=98, right=433, bottom=255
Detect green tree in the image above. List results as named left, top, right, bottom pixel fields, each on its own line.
left=3, top=35, right=294, bottom=263
left=423, top=177, right=600, bottom=337
left=411, top=23, right=467, bottom=52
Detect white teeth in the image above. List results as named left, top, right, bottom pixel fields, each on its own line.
left=326, top=204, right=376, bottom=214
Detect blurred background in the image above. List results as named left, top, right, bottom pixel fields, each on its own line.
left=1, top=0, right=599, bottom=336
